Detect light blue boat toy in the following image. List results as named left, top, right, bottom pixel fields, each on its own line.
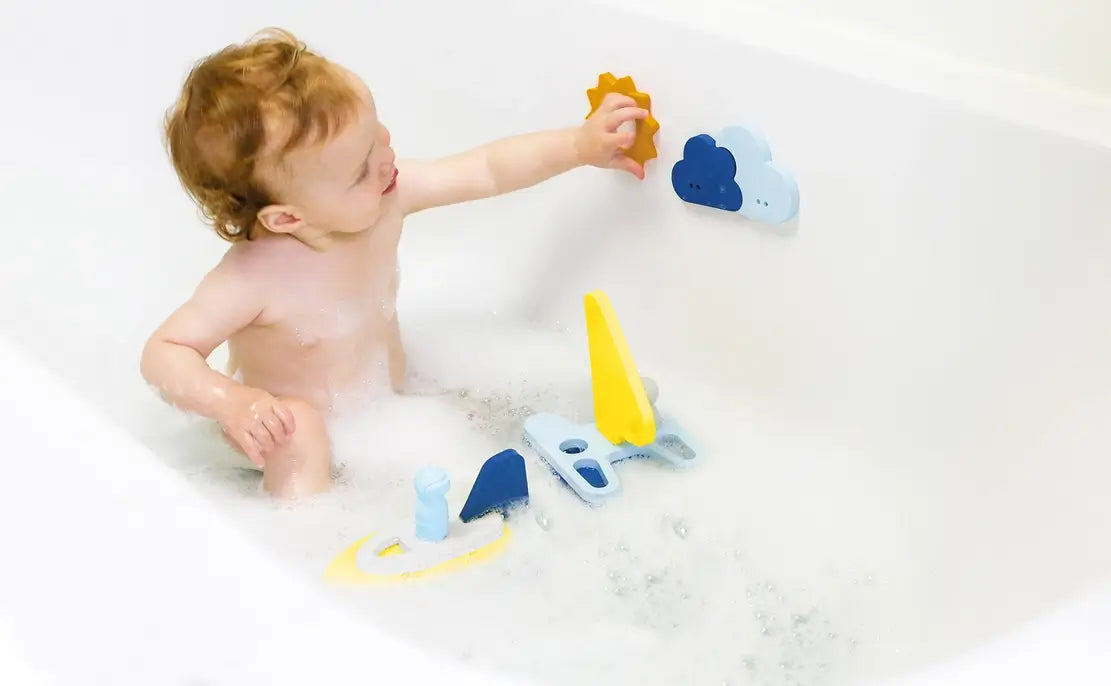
left=523, top=291, right=702, bottom=505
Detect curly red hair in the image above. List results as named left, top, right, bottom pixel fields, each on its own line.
left=164, top=28, right=361, bottom=241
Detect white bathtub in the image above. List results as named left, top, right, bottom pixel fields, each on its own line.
left=2, top=0, right=1109, bottom=684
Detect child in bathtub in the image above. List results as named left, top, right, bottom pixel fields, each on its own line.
left=139, top=28, right=648, bottom=499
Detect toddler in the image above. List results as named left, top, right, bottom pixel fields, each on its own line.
left=140, top=28, right=648, bottom=499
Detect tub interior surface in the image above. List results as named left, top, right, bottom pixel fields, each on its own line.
left=2, top=1, right=1110, bottom=685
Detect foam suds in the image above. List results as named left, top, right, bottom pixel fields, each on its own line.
left=138, top=314, right=892, bottom=686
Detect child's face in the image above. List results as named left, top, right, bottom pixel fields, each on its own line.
left=259, top=75, right=397, bottom=240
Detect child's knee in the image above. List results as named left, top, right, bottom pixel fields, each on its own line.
left=262, top=397, right=332, bottom=498
left=282, top=397, right=327, bottom=440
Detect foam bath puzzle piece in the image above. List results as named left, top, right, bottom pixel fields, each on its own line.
left=459, top=449, right=530, bottom=523
left=717, top=124, right=800, bottom=224
left=414, top=467, right=450, bottom=542
left=322, top=516, right=510, bottom=588
left=671, top=134, right=743, bottom=211
left=585, top=72, right=660, bottom=167
left=584, top=290, right=656, bottom=447
left=520, top=289, right=702, bottom=505
left=522, top=412, right=700, bottom=506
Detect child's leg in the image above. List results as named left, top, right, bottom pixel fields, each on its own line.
left=259, top=397, right=333, bottom=499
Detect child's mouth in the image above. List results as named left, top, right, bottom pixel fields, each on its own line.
left=383, top=168, right=398, bottom=194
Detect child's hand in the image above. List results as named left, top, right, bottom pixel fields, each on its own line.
left=576, top=93, right=651, bottom=179
left=217, top=385, right=296, bottom=467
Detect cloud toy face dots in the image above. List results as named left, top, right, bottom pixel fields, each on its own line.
left=671, top=134, right=743, bottom=211
left=717, top=125, right=800, bottom=224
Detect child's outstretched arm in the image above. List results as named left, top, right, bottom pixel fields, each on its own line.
left=398, top=92, right=648, bottom=215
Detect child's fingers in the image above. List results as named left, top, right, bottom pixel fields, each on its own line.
left=240, top=431, right=265, bottom=467
left=606, top=107, right=649, bottom=129
left=250, top=422, right=277, bottom=455
left=613, top=154, right=645, bottom=179
left=273, top=402, right=296, bottom=436
left=601, top=92, right=638, bottom=111
left=608, top=130, right=637, bottom=149
left=262, top=412, right=289, bottom=444
left=264, top=404, right=292, bottom=442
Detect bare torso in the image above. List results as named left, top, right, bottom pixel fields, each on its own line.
left=223, top=207, right=406, bottom=416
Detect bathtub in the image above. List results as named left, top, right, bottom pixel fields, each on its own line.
left=1, top=0, right=1109, bottom=684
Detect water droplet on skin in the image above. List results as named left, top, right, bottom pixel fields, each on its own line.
left=754, top=612, right=764, bottom=620
left=761, top=626, right=770, bottom=635
left=673, top=521, right=688, bottom=538
left=645, top=573, right=658, bottom=585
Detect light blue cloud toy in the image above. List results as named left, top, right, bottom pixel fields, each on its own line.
left=717, top=124, right=799, bottom=224
left=671, top=124, right=799, bottom=224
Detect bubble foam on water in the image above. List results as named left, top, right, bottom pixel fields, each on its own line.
left=138, top=317, right=881, bottom=686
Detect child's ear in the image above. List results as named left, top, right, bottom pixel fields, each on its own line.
left=257, top=204, right=304, bottom=234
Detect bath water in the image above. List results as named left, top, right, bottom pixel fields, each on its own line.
left=140, top=311, right=898, bottom=686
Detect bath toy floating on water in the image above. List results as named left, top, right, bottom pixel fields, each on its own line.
left=522, top=291, right=701, bottom=505
left=323, top=451, right=529, bottom=587
left=460, top=449, right=529, bottom=523
left=672, top=125, right=799, bottom=224
left=414, top=466, right=450, bottom=541
left=586, top=72, right=660, bottom=167
left=584, top=290, right=656, bottom=446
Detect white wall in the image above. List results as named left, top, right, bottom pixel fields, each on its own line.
left=602, top=0, right=1111, bottom=99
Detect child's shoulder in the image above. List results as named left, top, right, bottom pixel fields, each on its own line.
left=196, top=234, right=304, bottom=301
left=217, top=233, right=303, bottom=275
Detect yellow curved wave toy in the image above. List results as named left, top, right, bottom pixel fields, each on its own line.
left=323, top=451, right=527, bottom=587
left=322, top=517, right=512, bottom=588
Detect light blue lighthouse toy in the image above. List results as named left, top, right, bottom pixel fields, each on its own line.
left=414, top=466, right=451, bottom=542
